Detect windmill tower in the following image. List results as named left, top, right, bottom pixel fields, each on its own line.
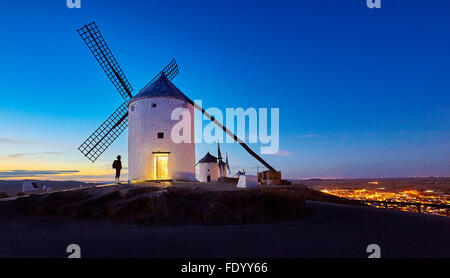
left=196, top=143, right=230, bottom=183
left=196, top=152, right=219, bottom=182
left=128, top=73, right=195, bottom=181
left=76, top=22, right=280, bottom=184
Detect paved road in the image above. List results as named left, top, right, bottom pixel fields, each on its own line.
left=0, top=201, right=448, bottom=258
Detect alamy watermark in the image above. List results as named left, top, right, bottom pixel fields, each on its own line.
left=66, top=1, right=379, bottom=10
left=366, top=244, right=381, bottom=258
left=66, top=0, right=81, bottom=9
left=66, top=243, right=81, bottom=258
left=367, top=0, right=381, bottom=9
left=167, top=100, right=280, bottom=155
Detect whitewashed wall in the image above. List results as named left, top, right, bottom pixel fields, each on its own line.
left=128, top=97, right=196, bottom=181
left=197, top=162, right=219, bottom=182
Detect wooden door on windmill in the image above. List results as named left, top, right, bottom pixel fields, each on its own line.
left=154, top=154, right=169, bottom=180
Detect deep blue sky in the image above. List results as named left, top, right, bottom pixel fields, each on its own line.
left=0, top=0, right=449, bottom=180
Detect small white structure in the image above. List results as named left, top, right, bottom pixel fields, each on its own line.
left=22, top=181, right=39, bottom=193
left=233, top=170, right=245, bottom=178
left=128, top=73, right=196, bottom=181
left=196, top=152, right=218, bottom=182
left=236, top=175, right=258, bottom=188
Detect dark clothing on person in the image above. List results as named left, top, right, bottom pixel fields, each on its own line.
left=113, top=160, right=122, bottom=170
left=113, top=159, right=122, bottom=179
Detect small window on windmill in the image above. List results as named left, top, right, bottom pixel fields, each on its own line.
left=152, top=103, right=157, bottom=108
left=130, top=105, right=136, bottom=112
left=157, top=132, right=164, bottom=139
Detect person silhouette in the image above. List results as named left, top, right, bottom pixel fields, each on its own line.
left=112, top=155, right=122, bottom=184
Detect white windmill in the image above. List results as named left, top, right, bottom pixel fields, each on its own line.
left=128, top=73, right=195, bottom=181
left=196, top=152, right=219, bottom=182
left=76, top=22, right=279, bottom=183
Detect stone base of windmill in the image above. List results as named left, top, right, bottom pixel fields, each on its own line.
left=15, top=185, right=309, bottom=224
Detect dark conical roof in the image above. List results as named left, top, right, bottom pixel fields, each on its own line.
left=130, top=72, right=188, bottom=103
left=197, top=152, right=217, bottom=164
left=234, top=170, right=245, bottom=176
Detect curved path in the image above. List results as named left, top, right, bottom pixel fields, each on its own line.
left=0, top=201, right=448, bottom=258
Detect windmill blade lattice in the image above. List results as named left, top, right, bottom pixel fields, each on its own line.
left=139, top=59, right=179, bottom=93
left=78, top=101, right=129, bottom=162
left=76, top=22, right=275, bottom=172
left=78, top=22, right=133, bottom=99
left=77, top=57, right=180, bottom=162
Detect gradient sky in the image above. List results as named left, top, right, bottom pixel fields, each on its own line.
left=0, top=0, right=449, bottom=181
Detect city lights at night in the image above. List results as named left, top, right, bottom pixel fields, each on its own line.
left=320, top=188, right=450, bottom=216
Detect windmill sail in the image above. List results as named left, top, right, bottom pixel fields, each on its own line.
left=225, top=152, right=231, bottom=174
left=217, top=141, right=222, bottom=160
left=78, top=101, right=129, bottom=162
left=78, top=22, right=134, bottom=99
left=77, top=55, right=179, bottom=162
left=77, top=22, right=275, bottom=171
left=139, top=59, right=179, bottom=94
left=187, top=100, right=276, bottom=172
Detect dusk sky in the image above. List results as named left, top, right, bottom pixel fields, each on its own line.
left=0, top=0, right=449, bottom=181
